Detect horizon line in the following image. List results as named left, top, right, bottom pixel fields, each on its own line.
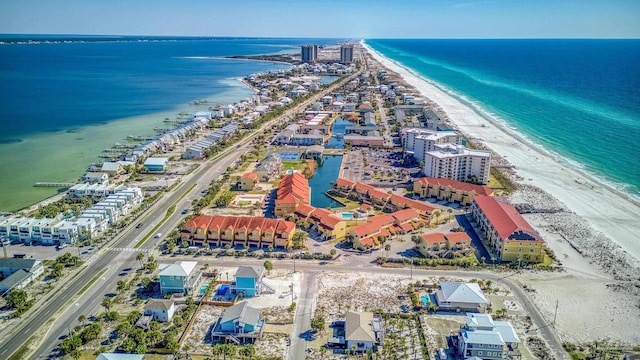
left=1, top=33, right=639, bottom=40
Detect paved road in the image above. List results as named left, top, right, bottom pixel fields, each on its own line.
left=287, top=271, right=319, bottom=360
left=169, top=256, right=568, bottom=360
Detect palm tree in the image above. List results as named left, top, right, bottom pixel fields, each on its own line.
left=77, top=314, right=86, bottom=326
left=101, top=296, right=113, bottom=312
left=433, top=209, right=441, bottom=225
left=136, top=252, right=145, bottom=268
left=384, top=243, right=391, bottom=258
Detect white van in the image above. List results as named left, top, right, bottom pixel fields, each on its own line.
left=154, top=233, right=163, bottom=239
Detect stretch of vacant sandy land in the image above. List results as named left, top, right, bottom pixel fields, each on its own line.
left=363, top=42, right=640, bottom=345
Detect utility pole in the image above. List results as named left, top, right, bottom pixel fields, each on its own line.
left=553, top=299, right=559, bottom=326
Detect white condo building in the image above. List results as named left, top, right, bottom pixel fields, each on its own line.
left=423, top=144, right=491, bottom=184
left=402, top=128, right=462, bottom=162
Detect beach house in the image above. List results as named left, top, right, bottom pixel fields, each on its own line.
left=158, top=261, right=200, bottom=295
left=0, top=258, right=45, bottom=293
left=471, top=196, right=547, bottom=263
left=233, top=265, right=265, bottom=297
left=143, top=298, right=175, bottom=322
left=211, top=301, right=264, bottom=344
left=434, top=282, right=491, bottom=313
left=344, top=311, right=384, bottom=352
left=457, top=313, right=520, bottom=360
left=143, top=157, right=169, bottom=172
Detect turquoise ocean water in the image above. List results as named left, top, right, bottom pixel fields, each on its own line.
left=0, top=36, right=337, bottom=211
left=366, top=39, right=640, bottom=200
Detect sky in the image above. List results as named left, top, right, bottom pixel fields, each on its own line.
left=0, top=0, right=639, bottom=39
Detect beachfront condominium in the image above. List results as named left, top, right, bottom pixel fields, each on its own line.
left=402, top=128, right=462, bottom=163
left=340, top=44, right=354, bottom=64
left=423, top=144, right=491, bottom=185
left=301, top=44, right=318, bottom=63
left=471, top=196, right=546, bottom=264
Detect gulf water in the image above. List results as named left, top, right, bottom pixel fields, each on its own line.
left=0, top=36, right=335, bottom=211
left=366, top=39, right=640, bottom=199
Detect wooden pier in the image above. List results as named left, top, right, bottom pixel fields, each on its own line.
left=34, top=182, right=75, bottom=188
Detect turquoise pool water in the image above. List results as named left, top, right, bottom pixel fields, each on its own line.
left=420, top=295, right=430, bottom=305
left=199, top=284, right=209, bottom=295
left=340, top=213, right=354, bottom=219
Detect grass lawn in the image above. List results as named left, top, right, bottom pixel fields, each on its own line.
left=282, top=160, right=306, bottom=171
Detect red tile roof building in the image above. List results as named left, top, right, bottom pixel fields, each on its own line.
left=275, top=173, right=310, bottom=217
left=471, top=196, right=546, bottom=263
left=332, top=178, right=435, bottom=217
left=413, top=177, right=493, bottom=206
left=181, top=215, right=295, bottom=249
left=239, top=172, right=259, bottom=191
left=348, top=208, right=423, bottom=248
left=292, top=205, right=347, bottom=241
left=417, top=232, right=473, bottom=258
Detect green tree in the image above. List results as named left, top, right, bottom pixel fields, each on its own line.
left=311, top=314, right=326, bottom=335
left=78, top=314, right=87, bottom=326
left=263, top=260, right=273, bottom=273
left=101, top=296, right=113, bottom=312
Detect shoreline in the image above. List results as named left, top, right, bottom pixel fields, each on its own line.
left=361, top=41, right=640, bottom=264
left=1, top=78, right=261, bottom=213
left=180, top=55, right=295, bottom=66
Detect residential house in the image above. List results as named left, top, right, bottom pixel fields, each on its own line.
left=181, top=215, right=295, bottom=249
left=234, top=265, right=264, bottom=297
left=144, top=299, right=175, bottom=322
left=458, top=313, right=521, bottom=360
left=239, top=172, right=259, bottom=191
left=143, top=157, right=169, bottom=172
left=211, top=301, right=264, bottom=344
left=413, top=177, right=493, bottom=206
left=83, top=172, right=109, bottom=185
left=158, top=261, right=201, bottom=295
left=101, top=162, right=123, bottom=175
left=434, top=282, right=491, bottom=313
left=344, top=311, right=384, bottom=352
left=254, top=153, right=282, bottom=182
left=471, top=196, right=546, bottom=263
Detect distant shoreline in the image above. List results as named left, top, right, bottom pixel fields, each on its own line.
left=180, top=55, right=296, bottom=66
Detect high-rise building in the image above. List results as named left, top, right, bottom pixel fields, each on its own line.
left=340, top=44, right=354, bottom=64
left=301, top=44, right=318, bottom=63
left=423, top=144, right=491, bottom=184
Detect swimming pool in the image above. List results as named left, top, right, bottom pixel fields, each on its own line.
left=420, top=295, right=431, bottom=305
left=216, top=284, right=229, bottom=296
left=339, top=212, right=354, bottom=220
left=199, top=284, right=209, bottom=295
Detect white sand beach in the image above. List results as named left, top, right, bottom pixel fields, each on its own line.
left=363, top=42, right=640, bottom=344
left=363, top=42, right=640, bottom=263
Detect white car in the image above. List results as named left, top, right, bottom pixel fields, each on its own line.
left=154, top=233, right=163, bottom=239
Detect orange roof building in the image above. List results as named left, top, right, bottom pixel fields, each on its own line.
left=413, top=177, right=493, bottom=205
left=275, top=173, right=310, bottom=217
left=181, top=215, right=295, bottom=249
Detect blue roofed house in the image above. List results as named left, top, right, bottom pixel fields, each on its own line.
left=211, top=301, right=264, bottom=344
left=159, top=261, right=200, bottom=295
left=234, top=265, right=267, bottom=297
left=457, top=313, right=521, bottom=360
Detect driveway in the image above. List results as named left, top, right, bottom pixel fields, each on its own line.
left=455, top=214, right=492, bottom=262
